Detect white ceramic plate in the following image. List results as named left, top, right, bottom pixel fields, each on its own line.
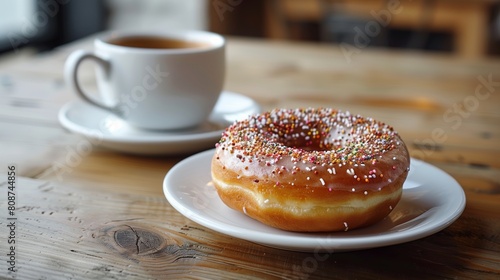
left=58, top=91, right=260, bottom=155
left=164, top=149, right=466, bottom=252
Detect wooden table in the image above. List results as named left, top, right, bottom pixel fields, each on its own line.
left=0, top=36, right=499, bottom=279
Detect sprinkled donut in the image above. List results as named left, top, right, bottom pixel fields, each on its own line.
left=211, top=108, right=410, bottom=232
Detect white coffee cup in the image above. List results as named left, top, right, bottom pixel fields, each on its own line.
left=64, top=30, right=225, bottom=130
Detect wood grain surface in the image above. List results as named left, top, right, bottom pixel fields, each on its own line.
left=0, top=36, right=499, bottom=279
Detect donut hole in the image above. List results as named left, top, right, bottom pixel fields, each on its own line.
left=272, top=126, right=345, bottom=152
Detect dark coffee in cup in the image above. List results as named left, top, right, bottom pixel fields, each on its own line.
left=108, top=36, right=210, bottom=49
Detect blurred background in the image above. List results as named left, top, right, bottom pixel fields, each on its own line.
left=0, top=0, right=499, bottom=58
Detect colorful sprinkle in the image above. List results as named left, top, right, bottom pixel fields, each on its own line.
left=215, top=108, right=407, bottom=192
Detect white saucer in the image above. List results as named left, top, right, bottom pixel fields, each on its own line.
left=163, top=150, right=466, bottom=252
left=58, top=91, right=261, bottom=155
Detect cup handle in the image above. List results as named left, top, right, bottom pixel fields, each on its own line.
left=64, top=50, right=114, bottom=112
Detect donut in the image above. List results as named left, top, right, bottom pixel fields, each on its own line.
left=211, top=108, right=410, bottom=232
